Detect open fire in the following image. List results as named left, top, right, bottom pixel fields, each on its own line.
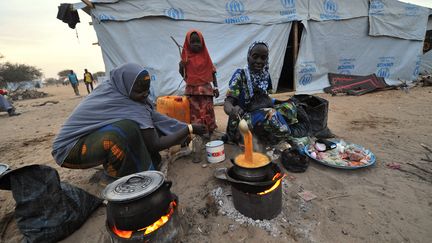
left=257, top=173, right=283, bottom=195
left=229, top=120, right=284, bottom=220
left=111, top=200, right=177, bottom=239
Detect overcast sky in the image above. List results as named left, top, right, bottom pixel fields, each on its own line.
left=0, top=0, right=105, bottom=79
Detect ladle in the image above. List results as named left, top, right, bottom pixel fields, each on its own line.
left=239, top=119, right=249, bottom=135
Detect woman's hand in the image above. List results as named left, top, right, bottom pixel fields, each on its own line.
left=213, top=88, right=219, bottom=98
left=265, top=108, right=276, bottom=120
left=191, top=124, right=207, bottom=135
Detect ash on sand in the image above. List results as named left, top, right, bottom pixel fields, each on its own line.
left=211, top=180, right=318, bottom=242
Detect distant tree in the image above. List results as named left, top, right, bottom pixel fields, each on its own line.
left=58, top=69, right=71, bottom=79
left=44, top=78, right=61, bottom=86
left=93, top=71, right=105, bottom=77
left=0, top=62, right=42, bottom=82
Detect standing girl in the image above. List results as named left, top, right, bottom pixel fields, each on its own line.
left=179, top=29, right=219, bottom=138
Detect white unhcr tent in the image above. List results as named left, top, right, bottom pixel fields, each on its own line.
left=75, top=0, right=430, bottom=101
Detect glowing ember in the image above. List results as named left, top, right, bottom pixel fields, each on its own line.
left=141, top=201, right=177, bottom=235
left=112, top=225, right=133, bottom=239
left=111, top=201, right=177, bottom=239
left=257, top=173, right=284, bottom=195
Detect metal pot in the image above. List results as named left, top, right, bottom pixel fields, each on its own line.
left=230, top=159, right=273, bottom=182
left=103, top=171, right=174, bottom=231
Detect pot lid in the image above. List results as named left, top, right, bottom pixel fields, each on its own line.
left=0, top=163, right=9, bottom=176
left=102, top=171, right=165, bottom=202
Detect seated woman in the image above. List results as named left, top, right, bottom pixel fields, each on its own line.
left=52, top=63, right=206, bottom=178
left=223, top=42, right=310, bottom=146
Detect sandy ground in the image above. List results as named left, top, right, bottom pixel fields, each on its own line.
left=0, top=84, right=431, bottom=243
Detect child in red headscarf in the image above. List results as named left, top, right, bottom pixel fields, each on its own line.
left=179, top=29, right=219, bottom=138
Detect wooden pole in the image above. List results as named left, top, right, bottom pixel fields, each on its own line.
left=293, top=21, right=299, bottom=91
left=81, top=0, right=95, bottom=9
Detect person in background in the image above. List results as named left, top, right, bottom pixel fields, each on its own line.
left=223, top=42, right=310, bottom=146
left=0, top=89, right=20, bottom=116
left=83, top=69, right=94, bottom=94
left=179, top=29, right=219, bottom=140
left=67, top=70, right=80, bottom=96
left=52, top=63, right=206, bottom=178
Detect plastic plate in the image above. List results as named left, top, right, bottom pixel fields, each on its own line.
left=304, top=139, right=376, bottom=170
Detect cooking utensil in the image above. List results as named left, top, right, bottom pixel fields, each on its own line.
left=230, top=159, right=273, bottom=182
left=239, top=119, right=249, bottom=135
left=214, top=167, right=277, bottom=187
left=103, top=171, right=174, bottom=230
left=0, top=163, right=9, bottom=176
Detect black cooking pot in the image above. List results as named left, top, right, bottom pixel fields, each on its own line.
left=106, top=180, right=173, bottom=231
left=230, top=159, right=273, bottom=182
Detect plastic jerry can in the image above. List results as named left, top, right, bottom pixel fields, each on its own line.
left=156, top=96, right=191, bottom=123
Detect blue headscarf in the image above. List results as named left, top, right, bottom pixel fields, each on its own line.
left=244, top=41, right=272, bottom=98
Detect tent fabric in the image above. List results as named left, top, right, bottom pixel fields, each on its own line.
left=295, top=17, right=423, bottom=94
left=86, top=0, right=428, bottom=96
left=308, top=0, right=369, bottom=21
left=369, top=0, right=429, bottom=40
left=90, top=0, right=375, bottom=24
left=93, top=17, right=291, bottom=103
left=91, top=0, right=310, bottom=24
left=420, top=50, right=432, bottom=75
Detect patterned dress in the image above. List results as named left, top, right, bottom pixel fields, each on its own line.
left=226, top=68, right=299, bottom=145
left=185, top=83, right=217, bottom=133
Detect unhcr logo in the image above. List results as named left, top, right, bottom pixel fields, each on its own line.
left=376, top=57, right=394, bottom=78
left=165, top=8, right=184, bottom=20
left=405, top=4, right=419, bottom=16
left=338, top=58, right=356, bottom=75
left=280, top=0, right=297, bottom=20
left=298, top=63, right=316, bottom=86
left=299, top=73, right=312, bottom=86
left=377, top=68, right=390, bottom=78
left=369, top=0, right=384, bottom=15
left=225, top=0, right=250, bottom=24
left=280, top=0, right=295, bottom=9
left=226, top=0, right=244, bottom=16
left=320, top=0, right=340, bottom=20
left=324, top=0, right=337, bottom=14
left=98, top=14, right=116, bottom=21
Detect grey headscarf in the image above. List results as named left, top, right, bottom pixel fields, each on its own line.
left=52, top=63, right=185, bottom=165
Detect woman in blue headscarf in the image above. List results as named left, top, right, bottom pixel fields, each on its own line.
left=223, top=42, right=310, bottom=145
left=52, top=63, right=206, bottom=178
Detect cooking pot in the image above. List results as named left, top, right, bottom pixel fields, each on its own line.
left=230, top=158, right=273, bottom=182
left=103, top=171, right=174, bottom=231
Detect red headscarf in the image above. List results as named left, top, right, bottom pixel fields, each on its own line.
left=181, top=29, right=215, bottom=86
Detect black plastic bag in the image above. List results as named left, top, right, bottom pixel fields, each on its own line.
left=0, top=164, right=102, bottom=243
left=281, top=148, right=310, bottom=173
left=290, top=95, right=334, bottom=138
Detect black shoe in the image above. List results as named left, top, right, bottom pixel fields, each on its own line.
left=221, top=134, right=229, bottom=143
